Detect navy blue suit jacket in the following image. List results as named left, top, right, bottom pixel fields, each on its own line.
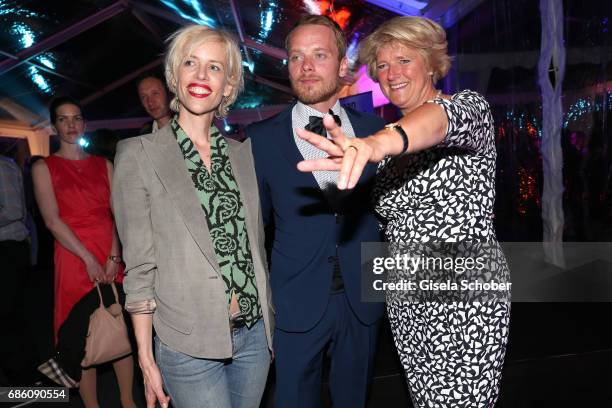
left=247, top=104, right=385, bottom=332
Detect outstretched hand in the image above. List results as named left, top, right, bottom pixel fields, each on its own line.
left=296, top=114, right=385, bottom=189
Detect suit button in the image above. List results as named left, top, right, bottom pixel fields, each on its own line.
left=327, top=256, right=335, bottom=263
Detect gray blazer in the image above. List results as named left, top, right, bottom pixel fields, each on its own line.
left=112, top=125, right=274, bottom=359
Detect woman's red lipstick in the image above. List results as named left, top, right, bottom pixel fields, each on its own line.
left=187, top=83, right=212, bottom=98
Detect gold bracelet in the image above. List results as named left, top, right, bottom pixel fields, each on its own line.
left=384, top=123, right=409, bottom=154
left=108, top=255, right=122, bottom=263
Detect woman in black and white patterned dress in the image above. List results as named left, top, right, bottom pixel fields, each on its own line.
left=297, top=16, right=510, bottom=408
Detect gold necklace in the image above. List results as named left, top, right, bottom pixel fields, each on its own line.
left=420, top=90, right=442, bottom=106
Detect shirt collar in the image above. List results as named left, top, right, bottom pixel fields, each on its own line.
left=170, top=117, right=222, bottom=159
left=295, top=100, right=342, bottom=119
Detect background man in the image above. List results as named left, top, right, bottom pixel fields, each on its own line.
left=0, top=155, right=31, bottom=385
left=137, top=73, right=171, bottom=134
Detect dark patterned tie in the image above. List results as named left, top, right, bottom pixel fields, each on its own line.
left=304, top=109, right=342, bottom=137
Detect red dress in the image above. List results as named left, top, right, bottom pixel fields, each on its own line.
left=45, top=155, right=124, bottom=341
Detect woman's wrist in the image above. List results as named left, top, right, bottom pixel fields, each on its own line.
left=378, top=126, right=408, bottom=156
left=138, top=352, right=156, bottom=368
left=384, top=123, right=409, bottom=155
left=369, top=131, right=399, bottom=159
left=82, top=252, right=96, bottom=265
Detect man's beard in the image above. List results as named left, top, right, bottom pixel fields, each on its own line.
left=291, top=76, right=340, bottom=105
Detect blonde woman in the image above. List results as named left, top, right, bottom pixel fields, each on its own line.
left=113, top=26, right=273, bottom=408
left=297, top=16, right=510, bottom=408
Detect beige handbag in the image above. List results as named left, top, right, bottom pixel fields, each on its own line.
left=81, top=282, right=131, bottom=367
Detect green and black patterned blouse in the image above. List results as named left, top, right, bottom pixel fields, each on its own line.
left=171, top=118, right=262, bottom=328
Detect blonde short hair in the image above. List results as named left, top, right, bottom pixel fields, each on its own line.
left=359, top=16, right=451, bottom=83
left=164, top=25, right=244, bottom=118
left=285, top=15, right=347, bottom=62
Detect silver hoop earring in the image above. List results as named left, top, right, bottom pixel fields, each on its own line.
left=215, top=96, right=227, bottom=119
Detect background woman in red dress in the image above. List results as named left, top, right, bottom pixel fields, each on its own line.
left=32, top=96, right=136, bottom=408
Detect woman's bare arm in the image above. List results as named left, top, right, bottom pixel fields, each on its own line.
left=297, top=101, right=448, bottom=189
left=32, top=160, right=103, bottom=281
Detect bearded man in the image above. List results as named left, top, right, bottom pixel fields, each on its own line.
left=247, top=15, right=385, bottom=408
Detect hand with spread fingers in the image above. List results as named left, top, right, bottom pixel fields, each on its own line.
left=296, top=114, right=388, bottom=189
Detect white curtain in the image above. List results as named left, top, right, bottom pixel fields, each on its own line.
left=538, top=0, right=566, bottom=266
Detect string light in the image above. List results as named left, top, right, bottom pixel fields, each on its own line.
left=500, top=91, right=611, bottom=135
left=10, top=21, right=35, bottom=49
left=36, top=53, right=56, bottom=69
left=517, top=167, right=540, bottom=215
left=0, top=2, right=40, bottom=18
left=502, top=110, right=542, bottom=138
left=563, top=93, right=611, bottom=128
left=159, top=0, right=215, bottom=27
left=258, top=2, right=277, bottom=40
left=498, top=91, right=611, bottom=215
left=28, top=66, right=52, bottom=93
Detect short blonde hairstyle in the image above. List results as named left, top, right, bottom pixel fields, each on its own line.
left=285, top=15, right=347, bottom=62
left=359, top=16, right=451, bottom=83
left=164, top=25, right=244, bottom=118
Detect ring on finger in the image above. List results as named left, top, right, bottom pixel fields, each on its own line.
left=344, top=145, right=358, bottom=153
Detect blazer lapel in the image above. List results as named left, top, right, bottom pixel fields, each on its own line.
left=226, top=138, right=259, bottom=248
left=142, top=126, right=220, bottom=274
left=345, top=108, right=369, bottom=138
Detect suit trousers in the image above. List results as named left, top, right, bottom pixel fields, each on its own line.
left=273, top=292, right=380, bottom=408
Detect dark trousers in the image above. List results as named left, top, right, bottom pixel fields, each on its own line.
left=0, top=239, right=32, bottom=385
left=273, top=293, right=380, bottom=408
